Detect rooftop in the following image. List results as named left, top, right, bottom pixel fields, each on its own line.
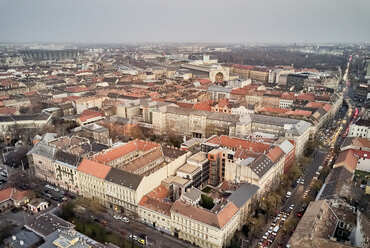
left=172, top=200, right=239, bottom=229
left=77, top=159, right=111, bottom=179
left=25, top=213, right=74, bottom=238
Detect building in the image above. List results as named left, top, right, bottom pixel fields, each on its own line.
left=233, top=114, right=311, bottom=156
left=4, top=230, right=42, bottom=248
left=171, top=197, right=240, bottom=248
left=138, top=185, right=173, bottom=234
left=0, top=113, right=53, bottom=139
left=181, top=63, right=230, bottom=83
left=72, top=123, right=111, bottom=145
left=227, top=183, right=259, bottom=226
left=27, top=198, right=49, bottom=214
left=77, top=159, right=111, bottom=205
left=348, top=119, right=370, bottom=139
left=75, top=96, right=106, bottom=114
left=0, top=187, right=30, bottom=212
left=288, top=199, right=368, bottom=248
left=152, top=106, right=239, bottom=138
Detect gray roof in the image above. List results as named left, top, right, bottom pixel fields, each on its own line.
left=279, top=140, right=294, bottom=154
left=182, top=187, right=202, bottom=202
left=40, top=229, right=105, bottom=248
left=228, top=183, right=259, bottom=208
left=54, top=150, right=81, bottom=167
left=163, top=106, right=239, bottom=123
left=25, top=213, right=74, bottom=238
left=288, top=120, right=312, bottom=136
left=105, top=167, right=143, bottom=190
left=4, top=230, right=42, bottom=248
left=250, top=114, right=300, bottom=127
left=28, top=142, right=56, bottom=159
left=0, top=113, right=51, bottom=123
left=250, top=154, right=274, bottom=178
left=207, top=85, right=232, bottom=93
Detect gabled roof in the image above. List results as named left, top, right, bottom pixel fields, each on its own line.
left=77, top=159, right=111, bottom=179
left=250, top=155, right=274, bottom=178
left=266, top=146, right=284, bottom=163
left=227, top=183, right=259, bottom=208
left=279, top=140, right=294, bottom=154
left=172, top=200, right=239, bottom=229
left=333, top=150, right=358, bottom=173
left=105, top=167, right=143, bottom=190
left=93, top=139, right=159, bottom=164
left=0, top=187, right=29, bottom=204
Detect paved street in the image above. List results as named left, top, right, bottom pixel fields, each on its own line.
left=75, top=206, right=197, bottom=248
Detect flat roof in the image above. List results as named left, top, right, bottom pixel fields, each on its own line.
left=177, top=163, right=200, bottom=174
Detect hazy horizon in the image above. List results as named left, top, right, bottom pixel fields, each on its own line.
left=1, top=0, right=370, bottom=44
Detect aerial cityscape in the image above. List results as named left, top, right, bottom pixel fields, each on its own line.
left=0, top=1, right=370, bottom=248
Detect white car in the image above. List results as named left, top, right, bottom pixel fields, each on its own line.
left=113, top=215, right=121, bottom=220
left=121, top=217, right=129, bottom=223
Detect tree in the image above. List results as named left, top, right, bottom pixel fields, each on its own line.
left=199, top=194, right=215, bottom=210
left=283, top=216, right=299, bottom=234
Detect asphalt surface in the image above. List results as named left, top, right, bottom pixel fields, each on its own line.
left=79, top=207, right=198, bottom=248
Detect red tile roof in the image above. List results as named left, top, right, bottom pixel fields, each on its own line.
left=0, top=107, right=17, bottom=115
left=78, top=109, right=104, bottom=123
left=77, top=159, right=111, bottom=179
left=172, top=200, right=238, bottom=228
left=0, top=188, right=29, bottom=203
left=218, top=98, right=229, bottom=108
left=139, top=185, right=172, bottom=216
left=281, top=92, right=296, bottom=100
left=266, top=146, right=284, bottom=163
left=297, top=93, right=315, bottom=101
left=259, top=107, right=289, bottom=114
left=305, top=102, right=325, bottom=109
left=176, top=102, right=194, bottom=109
left=323, top=104, right=331, bottom=112
left=334, top=149, right=358, bottom=173
left=193, top=101, right=212, bottom=111
left=197, top=78, right=212, bottom=85
left=93, top=139, right=159, bottom=164
left=65, top=86, right=89, bottom=93
left=0, top=188, right=12, bottom=203
left=285, top=109, right=312, bottom=117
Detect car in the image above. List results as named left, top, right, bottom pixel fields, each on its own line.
left=138, top=238, right=145, bottom=245
left=281, top=217, right=286, bottom=222
left=113, top=215, right=121, bottom=220
left=121, top=217, right=129, bottom=223
left=128, top=234, right=138, bottom=240
left=262, top=235, right=268, bottom=240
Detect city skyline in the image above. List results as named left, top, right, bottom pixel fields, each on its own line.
left=1, top=0, right=370, bottom=43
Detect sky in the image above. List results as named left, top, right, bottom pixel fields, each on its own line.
left=1, top=0, right=370, bottom=44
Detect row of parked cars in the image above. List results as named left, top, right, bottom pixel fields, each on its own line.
left=41, top=184, right=67, bottom=203
left=128, top=234, right=146, bottom=246
left=258, top=205, right=295, bottom=248
left=113, top=215, right=130, bottom=223
left=0, top=169, right=8, bottom=187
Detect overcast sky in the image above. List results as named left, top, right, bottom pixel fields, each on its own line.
left=1, top=0, right=369, bottom=43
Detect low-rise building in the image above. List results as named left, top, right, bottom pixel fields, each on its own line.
left=171, top=197, right=240, bottom=248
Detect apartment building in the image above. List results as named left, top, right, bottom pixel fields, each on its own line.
left=75, top=96, right=106, bottom=114
left=171, top=197, right=240, bottom=248
left=233, top=114, right=311, bottom=157
left=77, top=159, right=111, bottom=204
left=152, top=106, right=239, bottom=138
left=348, top=119, right=370, bottom=139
